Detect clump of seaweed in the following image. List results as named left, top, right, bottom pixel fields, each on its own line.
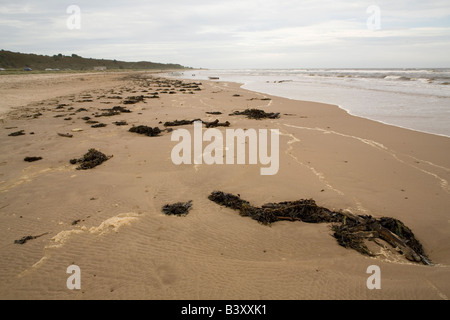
left=229, top=109, right=280, bottom=120
left=204, top=119, right=231, bottom=128
left=14, top=233, right=49, bottom=245
left=162, top=201, right=193, bottom=216
left=70, top=149, right=112, bottom=170
left=208, top=191, right=432, bottom=265
left=91, top=123, right=107, bottom=128
left=8, top=130, right=25, bottom=137
left=123, top=95, right=144, bottom=104
left=96, top=106, right=132, bottom=117
left=24, top=157, right=42, bottom=162
left=129, top=125, right=161, bottom=137
left=164, top=119, right=201, bottom=127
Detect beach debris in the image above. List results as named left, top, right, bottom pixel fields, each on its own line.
left=204, top=119, right=231, bottom=128
left=162, top=201, right=193, bottom=216
left=70, top=149, right=112, bottom=170
left=76, top=108, right=88, bottom=112
left=71, top=128, right=83, bottom=132
left=72, top=216, right=90, bottom=226
left=129, top=125, right=161, bottom=137
left=8, top=130, right=25, bottom=137
left=206, top=112, right=223, bottom=115
left=14, top=232, right=49, bottom=245
left=164, top=119, right=201, bottom=127
left=24, top=157, right=42, bottom=162
left=229, top=109, right=280, bottom=120
left=208, top=191, right=432, bottom=265
left=91, top=123, right=107, bottom=128
left=96, top=106, right=132, bottom=117
left=123, top=95, right=144, bottom=104
left=58, top=133, right=73, bottom=138
left=113, top=121, right=128, bottom=126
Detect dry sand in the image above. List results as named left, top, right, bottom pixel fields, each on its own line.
left=0, top=71, right=449, bottom=300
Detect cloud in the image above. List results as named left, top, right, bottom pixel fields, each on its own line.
left=1, top=0, right=449, bottom=68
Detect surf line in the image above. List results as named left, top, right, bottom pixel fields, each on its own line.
left=171, top=121, right=280, bottom=176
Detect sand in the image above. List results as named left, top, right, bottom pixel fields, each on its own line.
left=0, top=71, right=449, bottom=300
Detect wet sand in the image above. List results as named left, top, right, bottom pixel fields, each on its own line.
left=0, top=71, right=449, bottom=300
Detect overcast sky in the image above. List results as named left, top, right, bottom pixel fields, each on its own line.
left=1, top=0, right=449, bottom=68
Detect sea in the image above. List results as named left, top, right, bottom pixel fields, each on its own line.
left=170, top=69, right=450, bottom=138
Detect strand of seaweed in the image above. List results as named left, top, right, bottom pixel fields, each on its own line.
left=208, top=191, right=433, bottom=266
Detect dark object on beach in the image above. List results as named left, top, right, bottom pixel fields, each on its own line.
left=113, top=121, right=128, bottom=126
left=129, top=125, right=161, bottom=137
left=64, top=117, right=72, bottom=121
left=229, top=109, right=280, bottom=120
left=96, top=106, right=132, bottom=117
left=204, top=119, right=231, bottom=128
left=76, top=108, right=88, bottom=112
left=82, top=117, right=91, bottom=121
left=233, top=94, right=241, bottom=97
left=123, top=95, right=144, bottom=104
left=24, top=157, right=42, bottom=162
left=72, top=216, right=90, bottom=226
left=164, top=119, right=201, bottom=127
left=70, top=149, right=112, bottom=170
left=208, top=191, right=432, bottom=265
left=14, top=232, right=49, bottom=245
left=8, top=130, right=25, bottom=137
left=261, top=98, right=272, bottom=101
left=91, top=123, right=107, bottom=128
left=206, top=112, right=223, bottom=115
left=58, top=133, right=73, bottom=138
left=162, top=201, right=193, bottom=216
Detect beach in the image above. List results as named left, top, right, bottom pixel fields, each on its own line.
left=0, top=71, right=449, bottom=300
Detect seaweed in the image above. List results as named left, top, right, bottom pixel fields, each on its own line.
left=229, top=109, right=280, bottom=120
left=96, top=106, right=132, bottom=117
left=8, top=130, right=25, bottom=136
left=164, top=119, right=201, bottom=127
left=162, top=201, right=193, bottom=216
left=204, top=119, right=231, bottom=128
left=206, top=112, right=223, bottom=115
left=129, top=125, right=161, bottom=137
left=208, top=191, right=432, bottom=265
left=14, top=233, right=49, bottom=245
left=123, top=95, right=144, bottom=104
left=70, top=149, right=112, bottom=170
left=91, top=123, right=107, bottom=128
left=113, top=121, right=128, bottom=126
left=24, top=157, right=42, bottom=162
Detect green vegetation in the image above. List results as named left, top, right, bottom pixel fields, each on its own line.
left=0, top=50, right=188, bottom=73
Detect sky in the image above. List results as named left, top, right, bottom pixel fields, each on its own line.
left=1, top=0, right=450, bottom=69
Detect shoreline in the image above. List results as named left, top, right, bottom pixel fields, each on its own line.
left=0, top=71, right=449, bottom=300
left=171, top=70, right=450, bottom=138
